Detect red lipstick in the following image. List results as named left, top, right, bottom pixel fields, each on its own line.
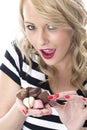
left=40, top=49, right=56, bottom=59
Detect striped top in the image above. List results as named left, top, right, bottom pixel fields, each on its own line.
left=0, top=41, right=87, bottom=130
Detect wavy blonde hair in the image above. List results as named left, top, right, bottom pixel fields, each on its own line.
left=16, top=0, right=87, bottom=93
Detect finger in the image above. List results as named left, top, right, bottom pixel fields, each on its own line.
left=64, top=95, right=87, bottom=103
left=64, top=95, right=87, bottom=110
left=27, top=106, right=52, bottom=117
left=64, top=95, right=87, bottom=109
left=48, top=90, right=77, bottom=100
left=45, top=104, right=52, bottom=110
left=16, top=98, right=28, bottom=116
left=27, top=108, right=43, bottom=117
left=49, top=100, right=64, bottom=111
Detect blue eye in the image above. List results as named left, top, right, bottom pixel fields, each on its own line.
left=26, top=25, right=36, bottom=30
left=47, top=25, right=57, bottom=30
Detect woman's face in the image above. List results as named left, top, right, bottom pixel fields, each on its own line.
left=23, top=0, right=73, bottom=67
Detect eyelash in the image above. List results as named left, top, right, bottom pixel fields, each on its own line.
left=47, top=25, right=57, bottom=30
left=26, top=25, right=36, bottom=30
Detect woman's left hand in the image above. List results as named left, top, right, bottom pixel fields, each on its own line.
left=48, top=91, right=87, bottom=130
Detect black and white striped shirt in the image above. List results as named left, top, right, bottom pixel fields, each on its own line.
left=0, top=42, right=87, bottom=130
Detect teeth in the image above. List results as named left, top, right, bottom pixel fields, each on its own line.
left=42, top=49, right=55, bottom=54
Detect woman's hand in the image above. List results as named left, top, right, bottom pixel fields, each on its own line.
left=16, top=97, right=52, bottom=117
left=16, top=87, right=52, bottom=117
left=26, top=103, right=52, bottom=117
left=48, top=91, right=87, bottom=130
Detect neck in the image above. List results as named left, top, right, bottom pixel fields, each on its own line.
left=49, top=55, right=76, bottom=93
left=55, top=54, right=72, bottom=74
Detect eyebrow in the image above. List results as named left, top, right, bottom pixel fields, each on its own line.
left=24, top=21, right=34, bottom=24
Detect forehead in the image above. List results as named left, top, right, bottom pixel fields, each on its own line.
left=22, top=0, right=72, bottom=30
left=23, top=0, right=46, bottom=23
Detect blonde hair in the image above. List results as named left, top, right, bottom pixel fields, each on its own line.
left=16, top=0, right=87, bottom=93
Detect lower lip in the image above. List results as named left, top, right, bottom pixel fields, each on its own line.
left=41, top=50, right=56, bottom=59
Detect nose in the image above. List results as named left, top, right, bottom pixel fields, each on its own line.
left=37, top=29, right=49, bottom=46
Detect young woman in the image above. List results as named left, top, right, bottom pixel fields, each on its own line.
left=0, top=0, right=87, bottom=130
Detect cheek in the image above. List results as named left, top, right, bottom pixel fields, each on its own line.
left=49, top=32, right=70, bottom=44
left=25, top=32, right=36, bottom=46
left=58, top=35, right=71, bottom=52
left=52, top=32, right=72, bottom=55
left=58, top=34, right=72, bottom=50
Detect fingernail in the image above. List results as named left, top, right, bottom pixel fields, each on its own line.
left=53, top=94, right=59, bottom=98
left=47, top=95, right=54, bottom=100
left=22, top=109, right=28, bottom=115
left=82, top=98, right=86, bottom=102
left=47, top=94, right=59, bottom=100
left=64, top=95, right=70, bottom=99
left=46, top=111, right=50, bottom=114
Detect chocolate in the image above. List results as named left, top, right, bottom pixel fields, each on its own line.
left=28, top=96, right=35, bottom=107
left=16, top=87, right=29, bottom=100
left=29, top=87, right=41, bottom=97
left=23, top=97, right=30, bottom=108
left=16, top=87, right=49, bottom=104
left=38, top=91, right=49, bottom=104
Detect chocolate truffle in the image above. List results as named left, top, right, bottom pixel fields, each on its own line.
left=16, top=87, right=49, bottom=105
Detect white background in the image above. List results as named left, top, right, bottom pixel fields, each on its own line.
left=0, top=0, right=87, bottom=57
left=0, top=0, right=19, bottom=57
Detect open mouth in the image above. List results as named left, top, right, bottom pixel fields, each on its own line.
left=40, top=49, right=56, bottom=59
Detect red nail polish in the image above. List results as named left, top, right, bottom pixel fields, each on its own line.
left=64, top=95, right=70, bottom=99
left=53, top=94, right=59, bottom=98
left=22, top=109, right=28, bottom=115
left=47, top=94, right=59, bottom=100
left=47, top=95, right=54, bottom=100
